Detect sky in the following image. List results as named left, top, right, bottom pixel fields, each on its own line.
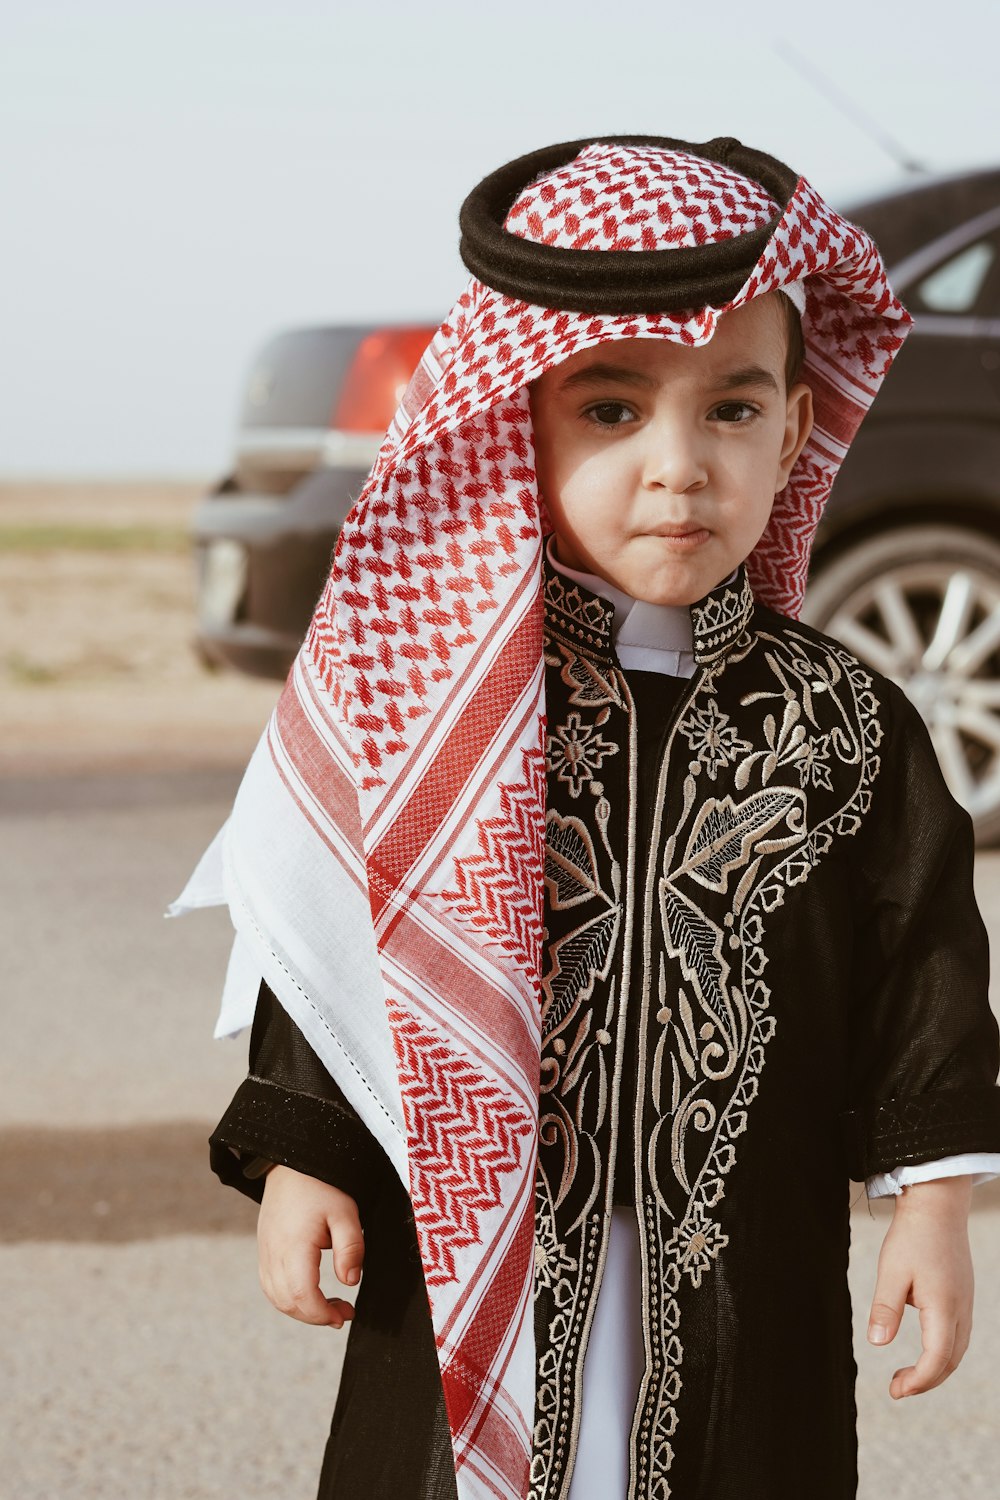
left=2, top=0, right=995, bottom=478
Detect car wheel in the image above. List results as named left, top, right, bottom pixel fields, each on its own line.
left=804, top=523, right=1000, bottom=846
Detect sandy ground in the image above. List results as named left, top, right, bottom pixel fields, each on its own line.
left=3, top=484, right=998, bottom=1497
left=0, top=481, right=280, bottom=775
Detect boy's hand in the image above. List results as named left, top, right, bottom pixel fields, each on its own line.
left=257, top=1164, right=364, bottom=1330
left=866, top=1175, right=974, bottom=1398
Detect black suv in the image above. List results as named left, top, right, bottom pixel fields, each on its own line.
left=192, top=167, right=1000, bottom=842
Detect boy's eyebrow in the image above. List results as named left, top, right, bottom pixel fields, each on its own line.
left=558, top=363, right=658, bottom=392
left=557, top=361, right=781, bottom=395
left=717, top=364, right=781, bottom=394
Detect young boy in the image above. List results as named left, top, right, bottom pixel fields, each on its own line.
left=170, top=136, right=1000, bottom=1500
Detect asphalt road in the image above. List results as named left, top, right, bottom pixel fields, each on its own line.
left=3, top=768, right=999, bottom=1498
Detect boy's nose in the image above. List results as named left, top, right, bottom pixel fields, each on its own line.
left=641, top=420, right=708, bottom=494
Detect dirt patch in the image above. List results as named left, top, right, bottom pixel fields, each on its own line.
left=0, top=1123, right=257, bottom=1242
left=0, top=481, right=280, bottom=774
left=0, top=477, right=206, bottom=528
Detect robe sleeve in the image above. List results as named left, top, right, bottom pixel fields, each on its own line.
left=839, top=679, right=1000, bottom=1182
left=209, top=979, right=393, bottom=1216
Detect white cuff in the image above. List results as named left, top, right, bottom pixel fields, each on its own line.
left=865, top=1153, right=1000, bottom=1198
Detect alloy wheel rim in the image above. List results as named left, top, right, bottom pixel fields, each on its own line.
left=825, top=562, right=1000, bottom=822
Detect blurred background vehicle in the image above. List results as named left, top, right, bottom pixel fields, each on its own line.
left=803, top=164, right=1000, bottom=843
left=192, top=166, right=1000, bottom=842
left=192, top=325, right=435, bottom=681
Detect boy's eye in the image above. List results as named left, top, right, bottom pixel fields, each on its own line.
left=712, top=401, right=759, bottom=423
left=584, top=401, right=635, bottom=427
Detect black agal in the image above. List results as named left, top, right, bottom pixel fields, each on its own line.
left=458, top=135, right=799, bottom=314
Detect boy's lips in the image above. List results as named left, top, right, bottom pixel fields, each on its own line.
left=645, top=525, right=711, bottom=548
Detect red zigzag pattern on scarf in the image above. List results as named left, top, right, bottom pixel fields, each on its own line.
left=389, top=1004, right=535, bottom=1288
left=439, top=742, right=547, bottom=977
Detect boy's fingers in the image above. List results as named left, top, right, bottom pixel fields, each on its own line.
left=889, top=1305, right=958, bottom=1398
left=325, top=1296, right=356, bottom=1326
left=951, top=1316, right=973, bottom=1368
left=329, top=1208, right=366, bottom=1288
left=277, top=1244, right=341, bottom=1326
left=867, top=1288, right=906, bottom=1347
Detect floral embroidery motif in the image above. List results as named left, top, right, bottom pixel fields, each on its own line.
left=665, top=1200, right=730, bottom=1288
left=797, top=732, right=834, bottom=790
left=547, top=710, right=619, bottom=798
left=680, top=700, right=752, bottom=781
left=735, top=699, right=811, bottom=786
left=534, top=1185, right=579, bottom=1294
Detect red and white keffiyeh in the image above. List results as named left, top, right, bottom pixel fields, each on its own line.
left=171, top=139, right=910, bottom=1500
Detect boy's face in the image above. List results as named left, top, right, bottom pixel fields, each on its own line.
left=529, top=293, right=814, bottom=607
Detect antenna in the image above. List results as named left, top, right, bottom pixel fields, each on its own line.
left=774, top=42, right=926, bottom=176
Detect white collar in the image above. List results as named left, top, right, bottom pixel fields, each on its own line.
left=546, top=533, right=748, bottom=673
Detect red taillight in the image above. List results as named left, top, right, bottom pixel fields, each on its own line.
left=333, top=327, right=437, bottom=433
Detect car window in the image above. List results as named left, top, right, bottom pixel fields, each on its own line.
left=912, top=238, right=997, bottom=314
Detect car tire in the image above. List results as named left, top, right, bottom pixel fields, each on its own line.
left=804, top=522, right=1000, bottom=847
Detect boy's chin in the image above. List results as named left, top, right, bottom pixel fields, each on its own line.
left=613, top=562, right=731, bottom=609
left=633, top=584, right=705, bottom=608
